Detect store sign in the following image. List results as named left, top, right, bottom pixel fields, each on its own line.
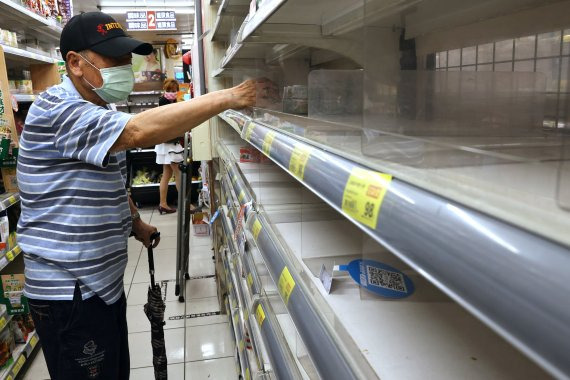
left=126, top=10, right=176, bottom=31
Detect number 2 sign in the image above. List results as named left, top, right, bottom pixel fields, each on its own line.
left=147, top=11, right=156, bottom=29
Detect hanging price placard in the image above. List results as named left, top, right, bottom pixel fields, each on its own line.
left=342, top=167, right=392, bottom=230
left=289, top=145, right=312, bottom=180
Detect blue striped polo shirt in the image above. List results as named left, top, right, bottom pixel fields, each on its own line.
left=17, top=76, right=133, bottom=305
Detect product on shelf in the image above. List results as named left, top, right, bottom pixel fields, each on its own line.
left=0, top=29, right=18, bottom=48
left=1, top=168, right=18, bottom=193
left=240, top=146, right=261, bottom=163
left=10, top=313, right=35, bottom=343
left=0, top=326, right=14, bottom=368
left=192, top=212, right=210, bottom=236
left=0, top=274, right=29, bottom=315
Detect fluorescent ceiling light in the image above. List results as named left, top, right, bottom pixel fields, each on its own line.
left=100, top=1, right=195, bottom=6
left=100, top=7, right=195, bottom=15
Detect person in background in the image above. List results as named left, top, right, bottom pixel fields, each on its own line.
left=155, top=78, right=182, bottom=214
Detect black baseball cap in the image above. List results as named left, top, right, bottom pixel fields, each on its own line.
left=60, top=12, right=153, bottom=61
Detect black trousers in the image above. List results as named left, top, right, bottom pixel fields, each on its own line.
left=28, top=284, right=130, bottom=380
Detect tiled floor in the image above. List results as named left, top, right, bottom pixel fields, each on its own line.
left=22, top=208, right=238, bottom=379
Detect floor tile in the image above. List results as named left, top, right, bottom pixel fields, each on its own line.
left=128, top=328, right=185, bottom=369
left=188, top=245, right=215, bottom=261
left=154, top=236, right=178, bottom=251
left=124, top=265, right=136, bottom=285
left=130, top=363, right=184, bottom=380
left=186, top=277, right=218, bottom=300
left=127, top=300, right=186, bottom=333
left=22, top=348, right=50, bottom=380
left=185, top=323, right=235, bottom=361
left=185, top=296, right=226, bottom=327
left=185, top=357, right=238, bottom=379
left=128, top=280, right=181, bottom=306
left=190, top=233, right=212, bottom=247
left=186, top=258, right=215, bottom=277
left=132, top=254, right=178, bottom=284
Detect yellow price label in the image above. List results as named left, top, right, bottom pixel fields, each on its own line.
left=244, top=309, right=249, bottom=321
left=30, top=334, right=38, bottom=348
left=233, top=313, right=239, bottom=325
left=342, top=167, right=392, bottom=230
left=239, top=340, right=245, bottom=352
left=252, top=219, right=262, bottom=241
left=0, top=317, right=6, bottom=330
left=247, top=273, right=253, bottom=288
left=262, top=131, right=276, bottom=156
left=255, top=304, right=266, bottom=327
left=238, top=190, right=245, bottom=202
left=14, top=246, right=21, bottom=255
left=245, top=122, right=255, bottom=142
left=7, top=196, right=16, bottom=204
left=245, top=368, right=251, bottom=380
left=6, top=375, right=12, bottom=380
left=278, top=267, right=296, bottom=305
left=231, top=174, right=238, bottom=185
left=6, top=251, right=13, bottom=261
left=289, top=145, right=312, bottom=180
left=13, top=355, right=25, bottom=375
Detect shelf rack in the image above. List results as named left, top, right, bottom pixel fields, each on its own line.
left=0, top=330, right=39, bottom=380
left=1, top=45, right=60, bottom=65
left=215, top=109, right=570, bottom=379
left=0, top=193, right=19, bottom=212
left=219, top=187, right=306, bottom=379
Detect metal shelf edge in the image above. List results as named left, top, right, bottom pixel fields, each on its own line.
left=232, top=113, right=570, bottom=379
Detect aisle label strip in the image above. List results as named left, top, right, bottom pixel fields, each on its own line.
left=278, top=266, right=296, bottom=305
left=289, top=144, right=312, bottom=180
left=255, top=304, right=266, bottom=327
left=342, top=167, right=392, bottom=230
left=262, top=131, right=276, bottom=156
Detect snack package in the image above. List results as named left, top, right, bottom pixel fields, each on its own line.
left=239, top=146, right=261, bottom=163
left=10, top=313, right=34, bottom=343
left=0, top=326, right=14, bottom=368
left=0, top=275, right=28, bottom=315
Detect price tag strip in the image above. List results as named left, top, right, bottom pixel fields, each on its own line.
left=342, top=167, right=392, bottom=230
left=245, top=122, right=255, bottom=142
left=289, top=144, right=312, bottom=180
left=252, top=219, right=263, bottom=241
left=255, top=304, right=266, bottom=327
left=278, top=266, right=296, bottom=305
left=262, top=131, right=276, bottom=156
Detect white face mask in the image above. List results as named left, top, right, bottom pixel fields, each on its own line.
left=81, top=54, right=135, bottom=104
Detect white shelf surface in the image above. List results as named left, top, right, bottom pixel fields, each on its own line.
left=218, top=135, right=558, bottom=378
left=1, top=44, right=60, bottom=64
left=263, top=206, right=548, bottom=379
left=0, top=330, right=39, bottom=380
left=12, top=94, right=36, bottom=102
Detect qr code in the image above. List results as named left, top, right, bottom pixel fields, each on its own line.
left=367, top=265, right=407, bottom=293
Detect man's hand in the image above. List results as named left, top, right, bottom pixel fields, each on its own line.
left=227, top=79, right=256, bottom=109
left=132, top=219, right=160, bottom=248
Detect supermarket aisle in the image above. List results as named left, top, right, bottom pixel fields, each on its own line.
left=23, top=208, right=237, bottom=379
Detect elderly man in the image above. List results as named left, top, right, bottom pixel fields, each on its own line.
left=16, top=11, right=255, bottom=380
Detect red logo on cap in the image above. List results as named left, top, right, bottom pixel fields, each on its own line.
left=97, top=24, right=108, bottom=35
